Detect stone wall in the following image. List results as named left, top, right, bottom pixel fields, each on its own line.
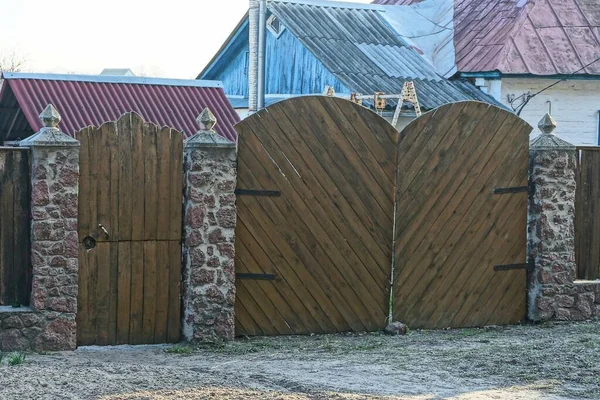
left=181, top=118, right=237, bottom=343
left=528, top=128, right=600, bottom=321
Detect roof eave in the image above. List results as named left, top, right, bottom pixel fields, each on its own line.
left=197, top=12, right=250, bottom=80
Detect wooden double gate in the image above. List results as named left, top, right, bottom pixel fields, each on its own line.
left=235, top=97, right=532, bottom=334
left=76, top=113, right=183, bottom=346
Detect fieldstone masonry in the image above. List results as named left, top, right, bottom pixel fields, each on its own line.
left=528, top=112, right=600, bottom=321
left=0, top=105, right=80, bottom=352
left=182, top=108, right=237, bottom=342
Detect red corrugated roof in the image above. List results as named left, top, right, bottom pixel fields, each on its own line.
left=373, top=0, right=600, bottom=75
left=1, top=73, right=239, bottom=142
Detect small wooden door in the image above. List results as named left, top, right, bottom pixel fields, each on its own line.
left=76, top=112, right=184, bottom=346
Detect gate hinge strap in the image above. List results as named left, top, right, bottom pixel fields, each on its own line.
left=493, top=186, right=528, bottom=194
left=235, top=189, right=281, bottom=197
left=236, top=273, right=276, bottom=280
left=494, top=260, right=534, bottom=272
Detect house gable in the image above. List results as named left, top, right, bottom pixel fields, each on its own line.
left=200, top=14, right=349, bottom=98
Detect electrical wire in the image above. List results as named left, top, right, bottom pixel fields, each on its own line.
left=509, top=55, right=600, bottom=116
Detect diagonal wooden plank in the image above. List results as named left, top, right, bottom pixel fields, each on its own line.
left=241, top=115, right=388, bottom=316
left=393, top=116, right=526, bottom=313
left=237, top=155, right=368, bottom=332
left=402, top=125, right=530, bottom=325
left=258, top=105, right=390, bottom=276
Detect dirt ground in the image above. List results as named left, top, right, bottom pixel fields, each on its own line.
left=0, top=321, right=599, bottom=400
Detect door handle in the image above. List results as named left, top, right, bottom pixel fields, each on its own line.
left=98, top=223, right=109, bottom=237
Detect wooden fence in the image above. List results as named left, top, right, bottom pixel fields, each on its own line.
left=575, top=147, right=600, bottom=280
left=0, top=148, right=31, bottom=306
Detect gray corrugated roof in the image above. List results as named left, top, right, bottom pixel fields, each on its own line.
left=268, top=0, right=502, bottom=109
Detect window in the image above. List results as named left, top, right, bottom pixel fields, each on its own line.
left=267, top=15, right=285, bottom=38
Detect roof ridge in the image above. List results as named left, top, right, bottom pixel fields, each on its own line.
left=2, top=72, right=223, bottom=89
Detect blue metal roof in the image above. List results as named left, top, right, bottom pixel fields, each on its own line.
left=268, top=0, right=502, bottom=109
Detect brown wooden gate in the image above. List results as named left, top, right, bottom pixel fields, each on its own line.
left=575, top=147, right=600, bottom=280
left=393, top=102, right=531, bottom=329
left=76, top=112, right=183, bottom=346
left=234, top=96, right=397, bottom=335
left=0, top=148, right=30, bottom=307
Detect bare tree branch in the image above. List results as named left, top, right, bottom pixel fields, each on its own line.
left=0, top=51, right=27, bottom=74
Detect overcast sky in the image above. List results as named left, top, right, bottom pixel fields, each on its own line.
left=0, top=0, right=371, bottom=79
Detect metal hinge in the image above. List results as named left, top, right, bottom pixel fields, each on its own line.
left=493, top=186, right=529, bottom=195
left=236, top=273, right=276, bottom=281
left=494, top=259, right=534, bottom=272
left=235, top=189, right=281, bottom=197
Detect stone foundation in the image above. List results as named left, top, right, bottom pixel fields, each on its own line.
left=0, top=308, right=76, bottom=352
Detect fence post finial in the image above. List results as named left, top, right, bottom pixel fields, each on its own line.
left=538, top=112, right=557, bottom=135
left=196, top=107, right=217, bottom=133
left=40, top=104, right=61, bottom=128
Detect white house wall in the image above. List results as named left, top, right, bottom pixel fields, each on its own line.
left=501, top=78, right=600, bottom=146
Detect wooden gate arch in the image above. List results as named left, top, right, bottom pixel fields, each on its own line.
left=393, top=101, right=532, bottom=329
left=234, top=95, right=398, bottom=335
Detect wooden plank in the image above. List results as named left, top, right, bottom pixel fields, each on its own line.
left=255, top=105, right=390, bottom=276
left=109, top=121, right=120, bottom=242
left=428, top=156, right=529, bottom=327
left=266, top=103, right=391, bottom=264
left=86, top=126, right=99, bottom=242
left=95, top=243, right=111, bottom=346
left=131, top=114, right=145, bottom=241
left=77, top=127, right=90, bottom=237
left=129, top=241, right=144, bottom=344
left=13, top=151, right=30, bottom=306
left=154, top=241, right=170, bottom=343
left=237, top=156, right=367, bottom=332
left=403, top=124, right=529, bottom=323
left=168, top=130, right=184, bottom=241
left=393, top=103, right=531, bottom=328
left=236, top=219, right=318, bottom=333
left=118, top=114, right=133, bottom=241
left=142, top=241, right=157, bottom=343
left=236, top=202, right=331, bottom=333
left=117, top=241, right=131, bottom=344
left=108, top=242, right=119, bottom=345
left=166, top=241, right=181, bottom=343
left=77, top=246, right=90, bottom=345
left=0, top=152, right=14, bottom=305
left=393, top=111, right=523, bottom=309
left=82, top=246, right=98, bottom=345
left=290, top=97, right=393, bottom=227
left=239, top=120, right=387, bottom=328
left=96, top=123, right=113, bottom=242
left=156, top=127, right=172, bottom=241
left=143, top=124, right=159, bottom=241
left=236, top=249, right=295, bottom=335
left=235, top=238, right=308, bottom=333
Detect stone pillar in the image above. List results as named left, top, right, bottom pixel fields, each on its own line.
left=181, top=108, right=237, bottom=342
left=20, top=104, right=80, bottom=350
left=528, top=112, right=591, bottom=321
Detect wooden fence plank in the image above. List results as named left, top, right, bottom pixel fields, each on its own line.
left=117, top=241, right=131, bottom=344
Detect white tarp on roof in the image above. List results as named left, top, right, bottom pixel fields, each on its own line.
left=381, top=0, right=456, bottom=78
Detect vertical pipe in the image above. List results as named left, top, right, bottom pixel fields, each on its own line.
left=257, top=0, right=267, bottom=110
left=248, top=0, right=259, bottom=112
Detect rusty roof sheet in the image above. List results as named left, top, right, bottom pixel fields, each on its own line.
left=0, top=73, right=240, bottom=142
left=373, top=0, right=600, bottom=75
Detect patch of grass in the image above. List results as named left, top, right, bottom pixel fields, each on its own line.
left=164, top=345, right=193, bottom=355
left=7, top=353, right=26, bottom=366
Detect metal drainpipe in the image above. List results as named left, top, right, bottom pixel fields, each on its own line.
left=248, top=0, right=259, bottom=112
left=257, top=0, right=267, bottom=110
